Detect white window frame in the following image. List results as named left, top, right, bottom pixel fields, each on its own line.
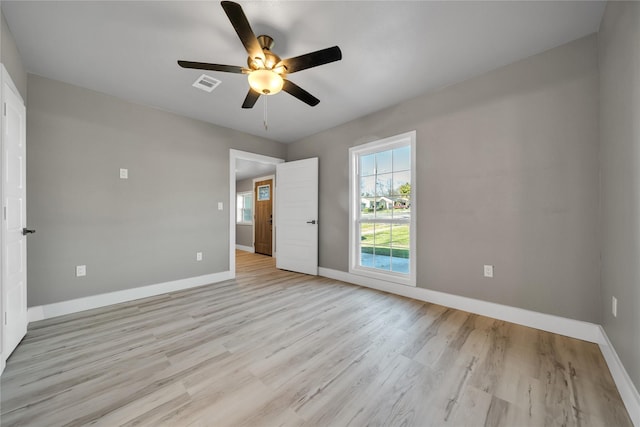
left=349, top=130, right=417, bottom=287
left=236, top=191, right=253, bottom=225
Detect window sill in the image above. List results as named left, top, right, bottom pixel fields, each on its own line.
left=349, top=265, right=416, bottom=287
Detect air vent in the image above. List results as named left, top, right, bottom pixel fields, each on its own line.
left=192, top=74, right=221, bottom=92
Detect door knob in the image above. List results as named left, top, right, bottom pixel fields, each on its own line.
left=22, top=228, right=36, bottom=235
left=306, top=220, right=317, bottom=224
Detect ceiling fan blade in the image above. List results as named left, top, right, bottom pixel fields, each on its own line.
left=242, top=89, right=261, bottom=109
left=178, top=61, right=247, bottom=74
left=221, top=1, right=265, bottom=62
left=280, top=46, right=342, bottom=74
left=282, top=79, right=320, bottom=106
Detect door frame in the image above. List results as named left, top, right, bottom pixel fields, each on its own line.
left=229, top=149, right=284, bottom=276
left=252, top=174, right=275, bottom=257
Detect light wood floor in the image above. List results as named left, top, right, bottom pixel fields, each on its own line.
left=1, top=251, right=631, bottom=426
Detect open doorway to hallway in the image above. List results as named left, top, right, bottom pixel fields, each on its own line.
left=229, top=150, right=284, bottom=275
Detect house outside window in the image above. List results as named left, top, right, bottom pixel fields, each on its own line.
left=236, top=191, right=253, bottom=224
left=349, top=131, right=416, bottom=286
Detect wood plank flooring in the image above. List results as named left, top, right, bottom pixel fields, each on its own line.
left=1, top=251, right=632, bottom=426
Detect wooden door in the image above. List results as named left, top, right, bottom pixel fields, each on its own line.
left=254, top=178, right=273, bottom=256
left=275, top=158, right=318, bottom=275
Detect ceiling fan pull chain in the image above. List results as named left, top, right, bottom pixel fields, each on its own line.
left=263, top=96, right=268, bottom=131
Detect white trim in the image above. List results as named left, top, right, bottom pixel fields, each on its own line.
left=27, top=271, right=233, bottom=322
left=597, top=326, right=640, bottom=426
left=235, top=244, right=255, bottom=253
left=319, top=267, right=603, bottom=343
left=348, top=131, right=417, bottom=287
left=229, top=150, right=284, bottom=276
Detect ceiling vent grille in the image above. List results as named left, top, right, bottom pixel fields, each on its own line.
left=192, top=74, right=221, bottom=92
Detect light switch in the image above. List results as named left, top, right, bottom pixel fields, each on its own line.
left=218, top=202, right=223, bottom=211
left=76, top=265, right=87, bottom=277
left=483, top=265, right=494, bottom=278
left=120, top=168, right=128, bottom=179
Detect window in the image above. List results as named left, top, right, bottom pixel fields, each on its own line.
left=236, top=191, right=253, bottom=224
left=349, top=131, right=416, bottom=286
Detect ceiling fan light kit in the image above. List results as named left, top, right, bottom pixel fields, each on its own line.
left=178, top=0, right=342, bottom=111
left=248, top=69, right=284, bottom=95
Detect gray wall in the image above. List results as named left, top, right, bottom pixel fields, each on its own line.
left=1, top=10, right=27, bottom=101
left=599, top=1, right=640, bottom=392
left=236, top=178, right=253, bottom=248
left=27, top=74, right=286, bottom=306
left=287, top=35, right=600, bottom=323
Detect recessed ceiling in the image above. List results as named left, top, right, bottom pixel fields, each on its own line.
left=2, top=1, right=605, bottom=143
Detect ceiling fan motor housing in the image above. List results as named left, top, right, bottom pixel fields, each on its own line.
left=248, top=35, right=283, bottom=71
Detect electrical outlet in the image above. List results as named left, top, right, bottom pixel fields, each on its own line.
left=196, top=252, right=203, bottom=261
left=76, top=265, right=86, bottom=277
left=483, top=265, right=494, bottom=278
left=612, top=296, right=617, bottom=318
left=119, top=168, right=128, bottom=179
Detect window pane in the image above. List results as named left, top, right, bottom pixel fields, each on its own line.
left=243, top=209, right=252, bottom=223
left=373, top=248, right=391, bottom=271
left=375, top=173, right=393, bottom=198
left=393, top=146, right=411, bottom=172
left=391, top=171, right=411, bottom=197
left=360, top=153, right=375, bottom=177
left=244, top=194, right=252, bottom=209
left=376, top=150, right=392, bottom=174
left=374, top=173, right=393, bottom=219
left=391, top=250, right=410, bottom=273
left=392, top=204, right=411, bottom=220
left=390, top=224, right=409, bottom=273
left=374, top=223, right=391, bottom=248
left=390, top=224, right=409, bottom=250
left=360, top=222, right=375, bottom=268
left=360, top=200, right=375, bottom=219
left=360, top=176, right=376, bottom=198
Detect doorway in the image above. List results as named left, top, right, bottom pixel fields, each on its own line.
left=229, top=150, right=284, bottom=275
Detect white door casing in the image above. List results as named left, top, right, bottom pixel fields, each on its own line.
left=2, top=67, right=28, bottom=363
left=275, top=158, right=318, bottom=275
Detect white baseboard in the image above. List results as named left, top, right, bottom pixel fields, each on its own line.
left=319, top=267, right=603, bottom=343
left=28, top=271, right=234, bottom=322
left=319, top=267, right=639, bottom=424
left=597, top=326, right=640, bottom=426
left=235, top=244, right=254, bottom=253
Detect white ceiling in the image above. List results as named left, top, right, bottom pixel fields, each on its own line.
left=235, top=158, right=276, bottom=181
left=2, top=1, right=605, bottom=143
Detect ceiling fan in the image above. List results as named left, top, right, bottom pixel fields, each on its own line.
left=178, top=1, right=342, bottom=109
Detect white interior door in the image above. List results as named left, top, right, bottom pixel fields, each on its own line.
left=2, top=73, right=28, bottom=362
left=275, top=158, right=318, bottom=275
